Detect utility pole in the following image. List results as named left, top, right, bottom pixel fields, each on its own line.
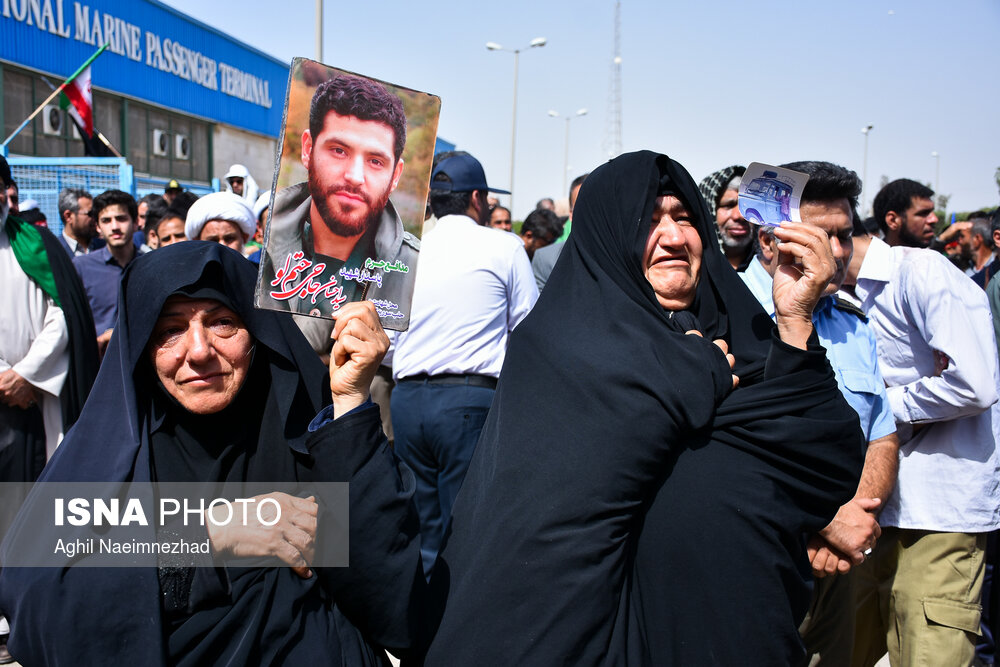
left=316, top=0, right=323, bottom=61
left=548, top=109, right=588, bottom=195
left=602, top=0, right=623, bottom=159
left=861, top=125, right=873, bottom=216
left=931, top=151, right=940, bottom=196
left=486, top=38, right=547, bottom=216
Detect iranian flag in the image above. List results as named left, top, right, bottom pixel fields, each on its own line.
left=2, top=43, right=108, bottom=150
left=55, top=43, right=108, bottom=139
left=60, top=65, right=93, bottom=137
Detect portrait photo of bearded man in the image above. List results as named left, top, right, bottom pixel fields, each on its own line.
left=259, top=67, right=434, bottom=331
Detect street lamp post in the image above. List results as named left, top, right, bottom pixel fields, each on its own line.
left=487, top=37, right=546, bottom=216
left=931, top=151, right=940, bottom=197
left=548, top=108, right=588, bottom=195
left=315, top=0, right=322, bottom=61
left=861, top=125, right=873, bottom=216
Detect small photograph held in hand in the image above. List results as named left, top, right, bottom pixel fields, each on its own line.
left=738, top=162, right=809, bottom=227
left=256, top=58, right=441, bottom=331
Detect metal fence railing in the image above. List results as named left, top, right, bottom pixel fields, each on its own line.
left=8, top=157, right=131, bottom=236
left=6, top=156, right=219, bottom=237
left=134, top=175, right=220, bottom=201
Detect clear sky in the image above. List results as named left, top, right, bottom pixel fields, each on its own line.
left=166, top=0, right=1000, bottom=219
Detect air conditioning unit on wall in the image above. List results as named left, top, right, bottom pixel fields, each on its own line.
left=153, top=129, right=169, bottom=156
left=174, top=134, right=190, bottom=160
left=42, top=105, right=62, bottom=136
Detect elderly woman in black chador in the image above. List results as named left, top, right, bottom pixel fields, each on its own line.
left=422, top=151, right=864, bottom=665
left=0, top=242, right=425, bottom=665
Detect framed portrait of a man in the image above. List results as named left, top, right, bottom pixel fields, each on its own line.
left=256, top=58, right=440, bottom=330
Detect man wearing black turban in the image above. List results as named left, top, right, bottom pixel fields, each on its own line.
left=421, top=151, right=865, bottom=665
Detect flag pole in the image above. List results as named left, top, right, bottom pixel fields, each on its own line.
left=38, top=73, right=123, bottom=157
left=94, top=130, right=123, bottom=158
left=2, top=42, right=109, bottom=148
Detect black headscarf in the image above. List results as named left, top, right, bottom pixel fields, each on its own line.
left=25, top=241, right=329, bottom=487
left=0, top=242, right=420, bottom=666
left=421, top=152, right=863, bottom=665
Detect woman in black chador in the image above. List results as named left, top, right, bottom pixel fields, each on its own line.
left=422, top=151, right=864, bottom=665
left=0, top=241, right=426, bottom=666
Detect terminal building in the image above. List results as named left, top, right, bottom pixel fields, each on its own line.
left=0, top=0, right=453, bottom=235
left=0, top=0, right=288, bottom=229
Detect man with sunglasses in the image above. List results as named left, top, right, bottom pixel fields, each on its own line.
left=56, top=188, right=102, bottom=257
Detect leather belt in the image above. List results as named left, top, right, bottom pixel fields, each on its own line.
left=399, top=373, right=498, bottom=390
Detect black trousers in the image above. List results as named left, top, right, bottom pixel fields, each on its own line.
left=0, top=403, right=45, bottom=547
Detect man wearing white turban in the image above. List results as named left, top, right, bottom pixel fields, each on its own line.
left=185, top=192, right=257, bottom=254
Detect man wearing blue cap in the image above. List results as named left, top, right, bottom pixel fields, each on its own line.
left=390, top=150, right=538, bottom=578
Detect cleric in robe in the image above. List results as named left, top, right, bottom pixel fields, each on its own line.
left=0, top=242, right=426, bottom=665
left=259, top=72, right=419, bottom=330
left=0, top=153, right=98, bottom=516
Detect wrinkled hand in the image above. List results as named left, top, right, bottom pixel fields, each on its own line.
left=770, top=223, right=837, bottom=349
left=686, top=330, right=738, bottom=389
left=807, top=535, right=853, bottom=578
left=329, top=302, right=390, bottom=417
left=205, top=492, right=318, bottom=579
left=0, top=369, right=41, bottom=409
left=819, top=496, right=881, bottom=565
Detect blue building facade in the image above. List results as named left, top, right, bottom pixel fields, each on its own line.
left=0, top=0, right=289, bottom=185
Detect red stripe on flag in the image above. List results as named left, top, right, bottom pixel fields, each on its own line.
left=62, top=82, right=92, bottom=137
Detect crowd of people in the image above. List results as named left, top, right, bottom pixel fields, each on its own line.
left=0, top=126, right=999, bottom=667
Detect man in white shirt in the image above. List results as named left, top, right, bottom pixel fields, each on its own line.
left=842, top=213, right=1000, bottom=666
left=872, top=178, right=939, bottom=249
left=391, top=152, right=538, bottom=576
